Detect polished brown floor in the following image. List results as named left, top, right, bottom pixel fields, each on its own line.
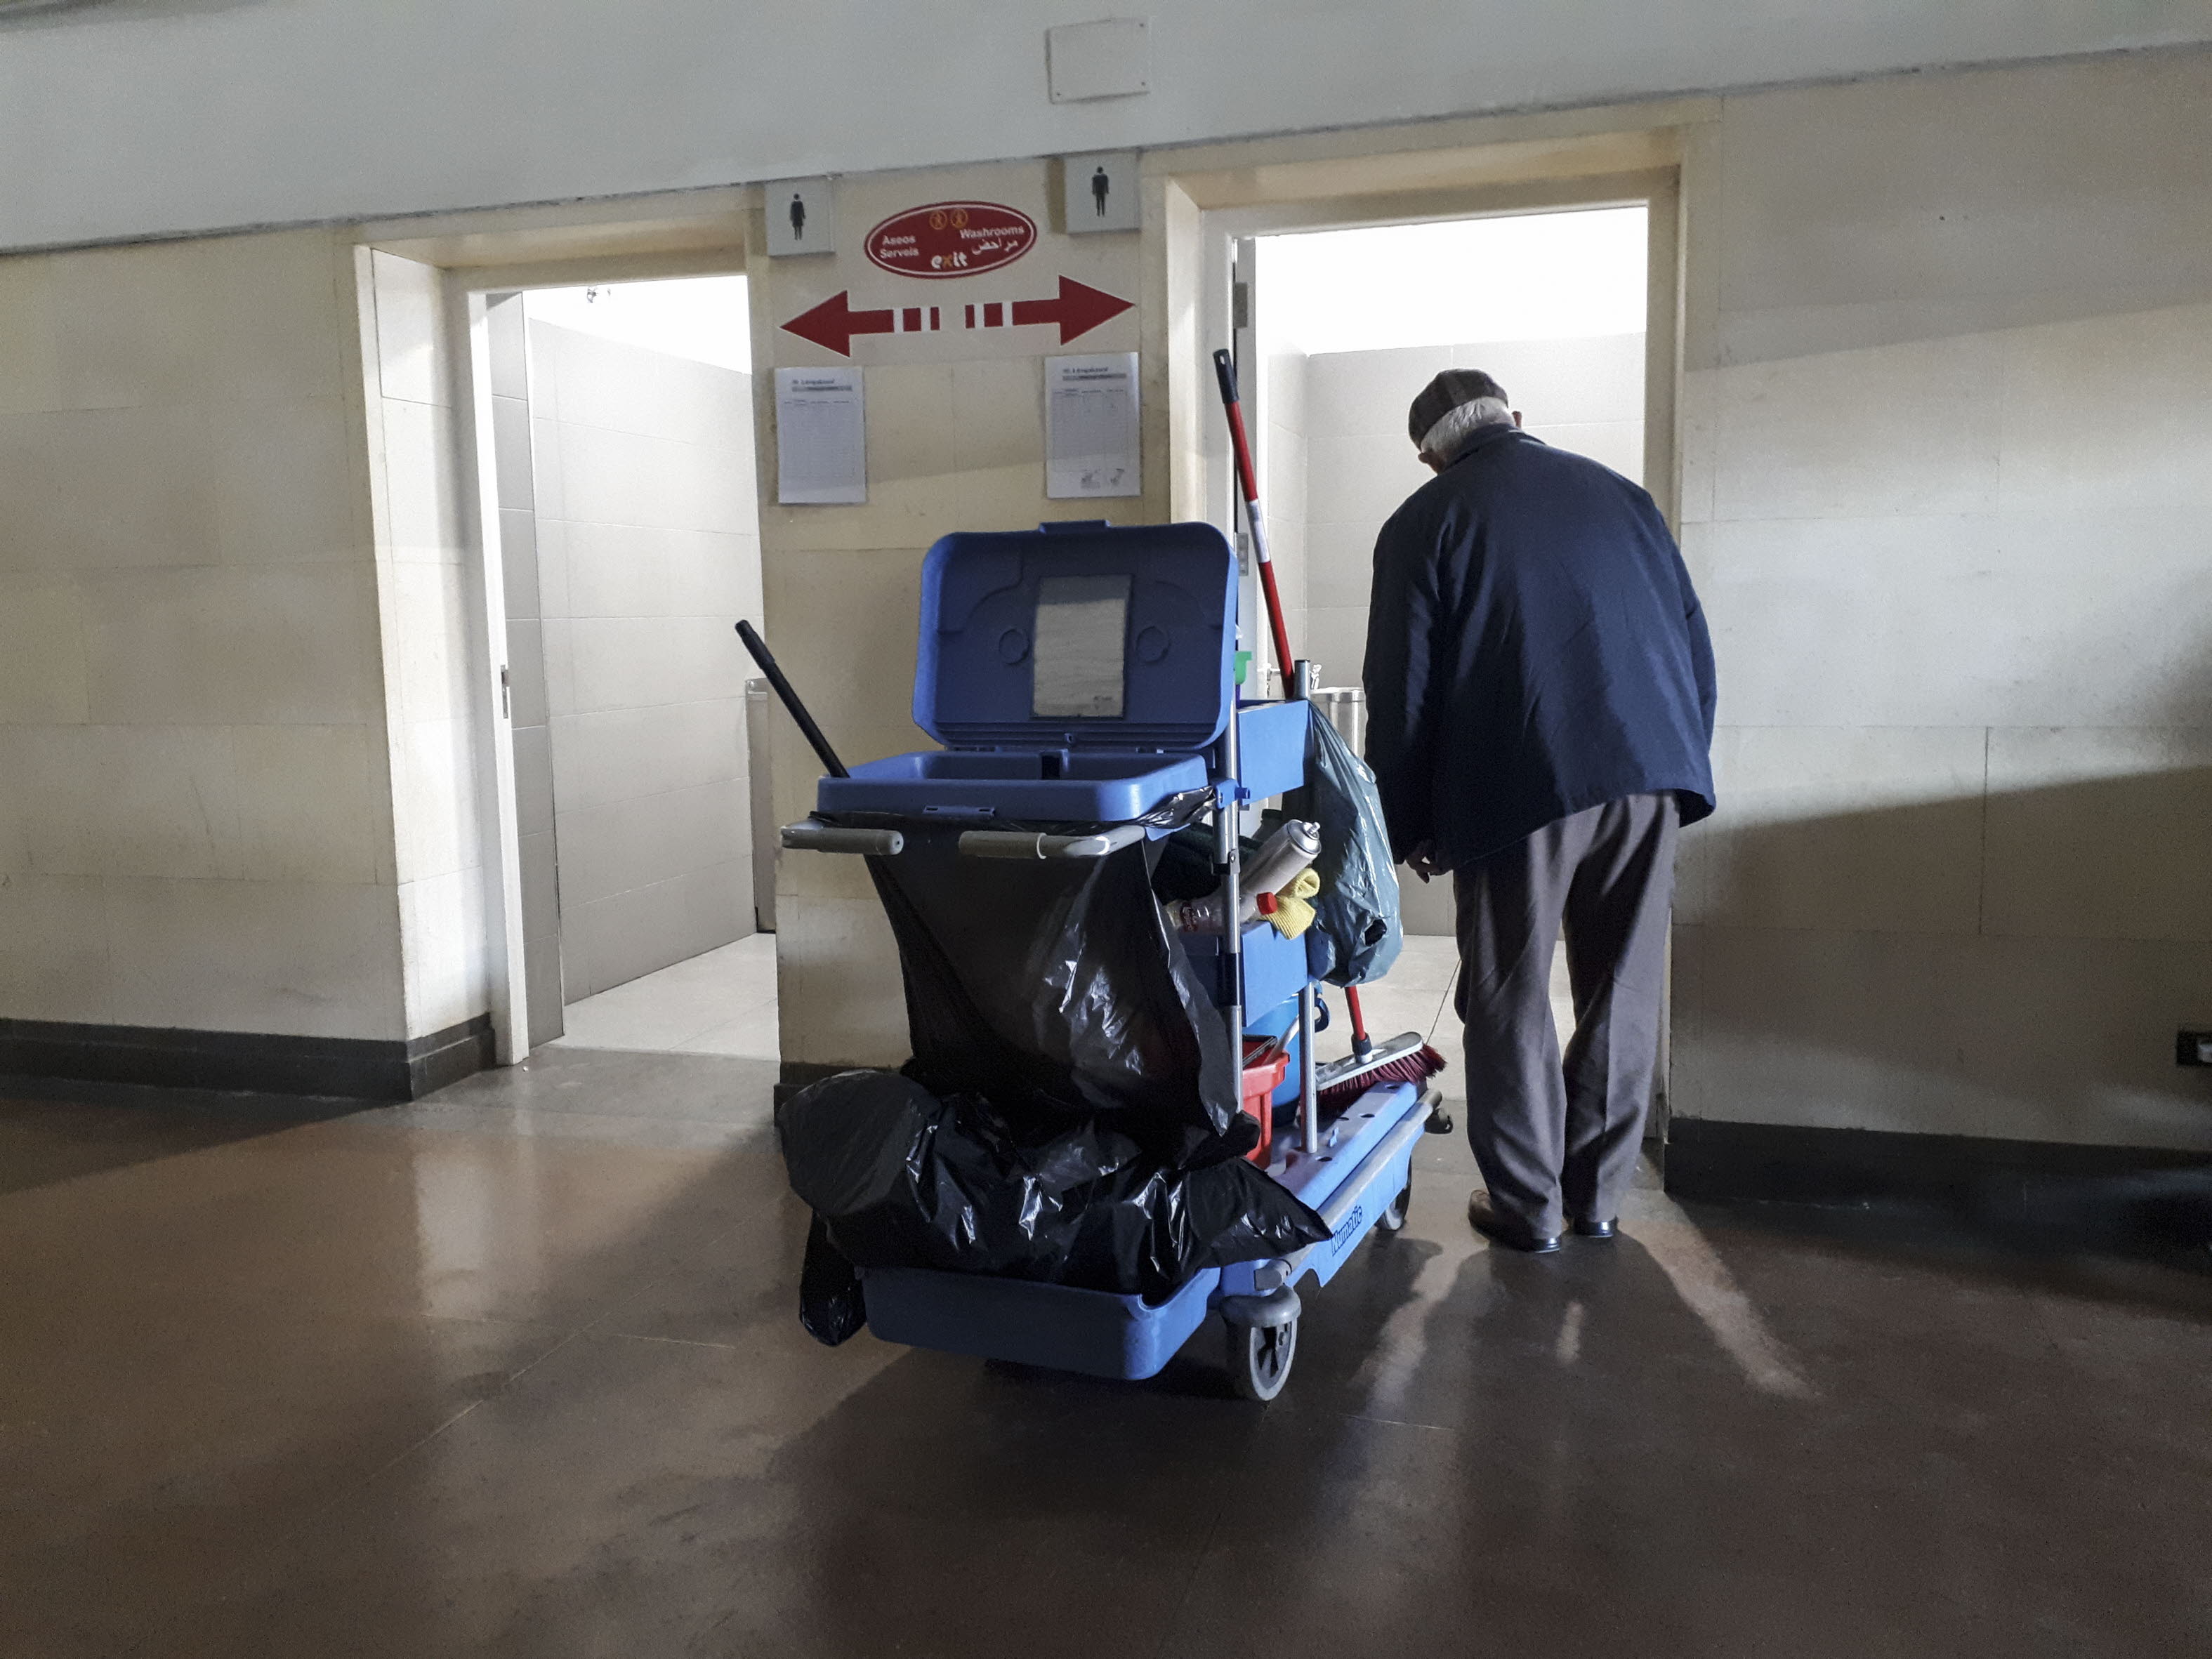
left=5, top=1048, right=2210, bottom=1658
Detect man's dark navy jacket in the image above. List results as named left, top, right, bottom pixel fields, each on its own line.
left=1362, top=423, right=1716, bottom=871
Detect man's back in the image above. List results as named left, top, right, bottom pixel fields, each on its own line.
left=1363, top=422, right=1716, bottom=872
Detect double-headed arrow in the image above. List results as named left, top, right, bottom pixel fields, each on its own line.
left=782, top=277, right=1133, bottom=357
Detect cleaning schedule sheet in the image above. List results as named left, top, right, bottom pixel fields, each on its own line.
left=1046, top=352, right=1141, bottom=499
left=776, top=366, right=868, bottom=505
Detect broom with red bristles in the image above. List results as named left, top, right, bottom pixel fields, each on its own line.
left=1213, top=349, right=1448, bottom=1111
left=1317, top=990, right=1448, bottom=1111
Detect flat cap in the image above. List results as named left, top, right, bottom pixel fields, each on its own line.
left=1407, top=368, right=1509, bottom=447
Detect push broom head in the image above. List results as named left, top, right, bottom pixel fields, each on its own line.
left=1314, top=1032, right=1447, bottom=1111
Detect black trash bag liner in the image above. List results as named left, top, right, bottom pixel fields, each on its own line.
left=777, top=1069, right=1330, bottom=1300
left=797, top=1215, right=867, bottom=1347
left=863, top=829, right=1242, bottom=1164
left=1148, top=826, right=1225, bottom=902
left=1305, top=703, right=1404, bottom=986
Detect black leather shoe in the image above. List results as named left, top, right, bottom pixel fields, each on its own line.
left=1570, top=1217, right=1617, bottom=1240
left=1467, top=1191, right=1560, bottom=1254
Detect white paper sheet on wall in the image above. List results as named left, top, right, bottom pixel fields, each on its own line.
left=1046, top=352, right=1140, bottom=499
left=775, top=366, right=867, bottom=504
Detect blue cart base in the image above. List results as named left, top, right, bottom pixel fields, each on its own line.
left=859, top=1080, right=1431, bottom=1387
left=862, top=1264, right=1222, bottom=1381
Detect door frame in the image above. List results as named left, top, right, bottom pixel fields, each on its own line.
left=355, top=195, right=756, bottom=1064
left=1142, top=119, right=1695, bottom=1129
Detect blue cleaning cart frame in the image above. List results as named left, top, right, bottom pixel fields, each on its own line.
left=779, top=519, right=1440, bottom=1401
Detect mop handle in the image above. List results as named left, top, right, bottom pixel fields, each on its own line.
left=1212, top=350, right=1297, bottom=689
left=736, top=620, right=850, bottom=780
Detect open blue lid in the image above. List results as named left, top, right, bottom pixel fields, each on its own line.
left=914, top=521, right=1237, bottom=752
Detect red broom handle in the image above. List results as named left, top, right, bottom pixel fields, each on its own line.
left=1212, top=350, right=1296, bottom=689
left=1345, top=984, right=1373, bottom=1058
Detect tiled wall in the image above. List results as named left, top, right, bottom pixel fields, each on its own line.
left=1265, top=332, right=1645, bottom=934
left=1672, top=53, right=2212, bottom=1148
left=1296, top=333, right=1645, bottom=689
left=524, top=319, right=760, bottom=1001
left=356, top=249, right=493, bottom=1042
left=0, top=230, right=405, bottom=1040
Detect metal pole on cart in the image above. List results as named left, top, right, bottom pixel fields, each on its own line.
left=1291, top=661, right=1321, bottom=1158
left=1218, top=700, right=1243, bottom=1135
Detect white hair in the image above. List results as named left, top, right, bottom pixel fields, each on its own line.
left=1417, top=397, right=1513, bottom=462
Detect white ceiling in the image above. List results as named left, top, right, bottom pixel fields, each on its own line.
left=4, top=2, right=2207, bottom=250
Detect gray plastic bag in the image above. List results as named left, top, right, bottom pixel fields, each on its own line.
left=1305, top=703, right=1404, bottom=986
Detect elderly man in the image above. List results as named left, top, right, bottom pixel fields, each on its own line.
left=1364, top=370, right=1716, bottom=1253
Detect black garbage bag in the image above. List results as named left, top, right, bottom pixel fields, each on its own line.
left=777, top=1069, right=1329, bottom=1300
left=864, top=829, right=1241, bottom=1165
left=797, top=1215, right=867, bottom=1347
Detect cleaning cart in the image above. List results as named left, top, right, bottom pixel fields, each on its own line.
left=766, top=515, right=1443, bottom=1401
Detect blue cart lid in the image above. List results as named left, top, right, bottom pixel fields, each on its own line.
left=914, top=521, right=1237, bottom=753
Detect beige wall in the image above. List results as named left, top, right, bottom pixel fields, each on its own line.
left=0, top=230, right=404, bottom=1040
left=756, top=159, right=1148, bottom=1072
left=769, top=53, right=2212, bottom=1156
left=14, top=0, right=2211, bottom=252
left=1673, top=51, right=2212, bottom=1149
left=5, top=48, right=2208, bottom=1156
left=524, top=318, right=760, bottom=1001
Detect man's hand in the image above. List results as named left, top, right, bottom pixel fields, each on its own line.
left=1405, top=841, right=1442, bottom=883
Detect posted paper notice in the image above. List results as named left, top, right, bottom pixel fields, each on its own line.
left=776, top=366, right=867, bottom=504
left=1046, top=352, right=1140, bottom=499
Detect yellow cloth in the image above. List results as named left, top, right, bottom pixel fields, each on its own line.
left=1282, top=868, right=1321, bottom=901
left=1268, top=892, right=1317, bottom=939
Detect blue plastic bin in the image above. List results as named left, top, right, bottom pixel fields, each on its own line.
left=817, top=521, right=1239, bottom=824
left=1236, top=699, right=1308, bottom=801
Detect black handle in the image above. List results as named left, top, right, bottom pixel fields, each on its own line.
left=1212, top=348, right=1239, bottom=407
left=737, top=619, right=849, bottom=779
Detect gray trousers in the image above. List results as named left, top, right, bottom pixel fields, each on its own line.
left=1451, top=793, right=1680, bottom=1236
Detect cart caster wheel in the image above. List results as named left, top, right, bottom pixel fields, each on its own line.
left=1425, top=1106, right=1454, bottom=1135
left=1226, top=1315, right=1298, bottom=1402
left=1376, top=1181, right=1411, bottom=1232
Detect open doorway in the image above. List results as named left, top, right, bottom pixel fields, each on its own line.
left=1238, top=203, right=1651, bottom=1053
left=480, top=274, right=776, bottom=1058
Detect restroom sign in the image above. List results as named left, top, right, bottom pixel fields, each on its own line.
left=864, top=201, right=1037, bottom=278
left=782, top=279, right=1131, bottom=356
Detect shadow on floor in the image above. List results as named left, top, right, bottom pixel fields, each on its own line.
left=0, top=1073, right=365, bottom=1197
left=7, top=1050, right=2212, bottom=1657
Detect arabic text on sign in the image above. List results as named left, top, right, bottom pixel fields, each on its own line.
left=864, top=201, right=1038, bottom=279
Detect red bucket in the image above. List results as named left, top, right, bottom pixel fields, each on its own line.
left=1239, top=1046, right=1289, bottom=1165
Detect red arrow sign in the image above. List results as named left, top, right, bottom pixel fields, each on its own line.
left=782, top=277, right=1134, bottom=357
left=780, top=291, right=896, bottom=356
left=1010, top=277, right=1133, bottom=343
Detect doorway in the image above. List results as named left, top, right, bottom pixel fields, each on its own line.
left=1231, top=202, right=1653, bottom=1055
left=480, top=275, right=776, bottom=1057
